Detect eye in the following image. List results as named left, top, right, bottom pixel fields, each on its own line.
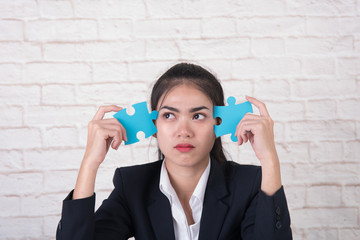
left=163, top=113, right=175, bottom=119
left=193, top=113, right=205, bottom=120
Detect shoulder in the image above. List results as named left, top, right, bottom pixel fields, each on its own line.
left=215, top=160, right=262, bottom=195
left=112, top=160, right=163, bottom=189
left=221, top=160, right=261, bottom=180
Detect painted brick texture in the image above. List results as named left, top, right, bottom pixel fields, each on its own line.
left=0, top=0, right=359, bottom=239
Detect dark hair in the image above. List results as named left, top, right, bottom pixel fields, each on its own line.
left=150, top=62, right=226, bottom=163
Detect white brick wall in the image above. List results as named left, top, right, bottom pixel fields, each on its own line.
left=0, top=0, right=359, bottom=239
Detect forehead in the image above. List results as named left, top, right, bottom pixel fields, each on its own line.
left=157, top=84, right=213, bottom=109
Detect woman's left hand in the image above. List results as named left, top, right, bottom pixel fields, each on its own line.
left=235, top=96, right=282, bottom=195
left=235, top=96, right=278, bottom=165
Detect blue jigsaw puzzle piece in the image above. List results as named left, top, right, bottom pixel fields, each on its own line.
left=214, top=96, right=253, bottom=142
left=113, top=101, right=158, bottom=145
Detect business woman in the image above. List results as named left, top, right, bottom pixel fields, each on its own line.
left=56, top=63, right=292, bottom=240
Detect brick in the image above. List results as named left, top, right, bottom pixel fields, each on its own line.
left=76, top=83, right=148, bottom=105
left=200, top=59, right=233, bottom=80
left=135, top=19, right=202, bottom=39
left=306, top=185, right=342, bottom=207
left=287, top=37, right=351, bottom=55
left=306, top=99, right=337, bottom=120
left=0, top=20, right=23, bottom=41
left=292, top=79, right=357, bottom=98
left=73, top=0, right=146, bottom=18
left=0, top=85, right=40, bottom=105
left=338, top=229, right=360, bottom=240
left=283, top=185, right=306, bottom=208
left=25, top=106, right=95, bottom=126
left=77, top=41, right=145, bottom=61
left=252, top=38, right=285, bottom=56
left=24, top=149, right=83, bottom=170
left=0, top=64, right=22, bottom=83
left=202, top=18, right=237, bottom=37
left=146, top=0, right=183, bottom=18
left=0, top=105, right=23, bottom=127
left=44, top=43, right=77, bottom=61
left=146, top=40, right=180, bottom=60
left=24, top=63, right=91, bottom=83
left=237, top=17, right=306, bottom=37
left=44, top=215, right=62, bottom=237
left=0, top=150, right=23, bottom=171
left=0, top=0, right=38, bottom=19
left=277, top=142, right=309, bottom=164
left=303, top=229, right=338, bottom=240
left=294, top=163, right=360, bottom=185
left=26, top=20, right=98, bottom=42
left=0, top=172, right=42, bottom=195
left=42, top=84, right=76, bottom=105
left=287, top=120, right=355, bottom=141
left=43, top=170, right=77, bottom=192
left=21, top=193, right=64, bottom=216
left=93, top=62, right=128, bottom=82
left=253, top=79, right=291, bottom=100
left=265, top=101, right=305, bottom=122
left=233, top=58, right=301, bottom=78
left=338, top=58, right=360, bottom=77
left=343, top=185, right=360, bottom=206
left=344, top=141, right=360, bottom=161
left=128, top=62, right=172, bottom=82
left=291, top=208, right=358, bottom=228
left=0, top=217, right=42, bottom=239
left=0, top=196, right=21, bottom=217
left=252, top=0, right=285, bottom=15
left=98, top=20, right=132, bottom=40
left=287, top=0, right=357, bottom=16
left=309, top=141, right=343, bottom=163
left=337, top=99, right=360, bottom=120
left=0, top=43, right=41, bottom=62
left=0, top=128, right=41, bottom=150
left=39, top=0, right=73, bottom=18
left=180, top=38, right=250, bottom=59
left=302, top=58, right=335, bottom=76
left=183, top=0, right=253, bottom=17
left=338, top=17, right=360, bottom=35
left=43, top=127, right=79, bottom=147
left=221, top=80, right=253, bottom=99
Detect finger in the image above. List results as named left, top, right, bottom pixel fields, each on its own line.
left=103, top=123, right=127, bottom=141
left=245, top=96, right=270, bottom=117
left=93, top=105, right=123, bottom=121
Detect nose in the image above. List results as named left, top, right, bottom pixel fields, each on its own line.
left=176, top=118, right=193, bottom=138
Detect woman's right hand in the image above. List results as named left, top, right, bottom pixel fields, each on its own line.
left=73, top=105, right=126, bottom=199
left=82, top=105, right=127, bottom=169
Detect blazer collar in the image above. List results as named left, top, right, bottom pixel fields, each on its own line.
left=198, top=156, right=230, bottom=240
left=147, top=160, right=176, bottom=240
left=147, top=157, right=230, bottom=240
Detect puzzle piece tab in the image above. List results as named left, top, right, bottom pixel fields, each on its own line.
left=214, top=96, right=253, bottom=142
left=113, top=102, right=158, bottom=145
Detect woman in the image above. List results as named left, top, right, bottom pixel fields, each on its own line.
left=56, top=63, right=292, bottom=240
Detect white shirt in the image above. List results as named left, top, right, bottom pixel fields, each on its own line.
left=159, top=159, right=211, bottom=240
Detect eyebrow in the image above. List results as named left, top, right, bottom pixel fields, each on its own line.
left=159, top=106, right=210, bottom=113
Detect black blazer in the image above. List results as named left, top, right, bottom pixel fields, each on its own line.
left=56, top=158, right=292, bottom=240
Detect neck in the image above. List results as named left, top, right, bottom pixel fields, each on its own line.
left=165, top=158, right=209, bottom=203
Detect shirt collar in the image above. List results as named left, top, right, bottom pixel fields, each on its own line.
left=159, top=158, right=211, bottom=205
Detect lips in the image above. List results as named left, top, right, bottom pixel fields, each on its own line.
left=174, top=143, right=195, bottom=153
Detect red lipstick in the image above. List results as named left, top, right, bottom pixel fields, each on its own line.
left=174, top=143, right=195, bottom=153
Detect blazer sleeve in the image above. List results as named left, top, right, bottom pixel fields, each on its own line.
left=56, top=168, right=134, bottom=240
left=241, top=169, right=292, bottom=240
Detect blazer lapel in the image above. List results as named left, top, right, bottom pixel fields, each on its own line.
left=199, top=158, right=230, bottom=240
left=147, top=173, right=175, bottom=240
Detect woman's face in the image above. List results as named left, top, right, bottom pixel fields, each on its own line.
left=156, top=84, right=216, bottom=169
